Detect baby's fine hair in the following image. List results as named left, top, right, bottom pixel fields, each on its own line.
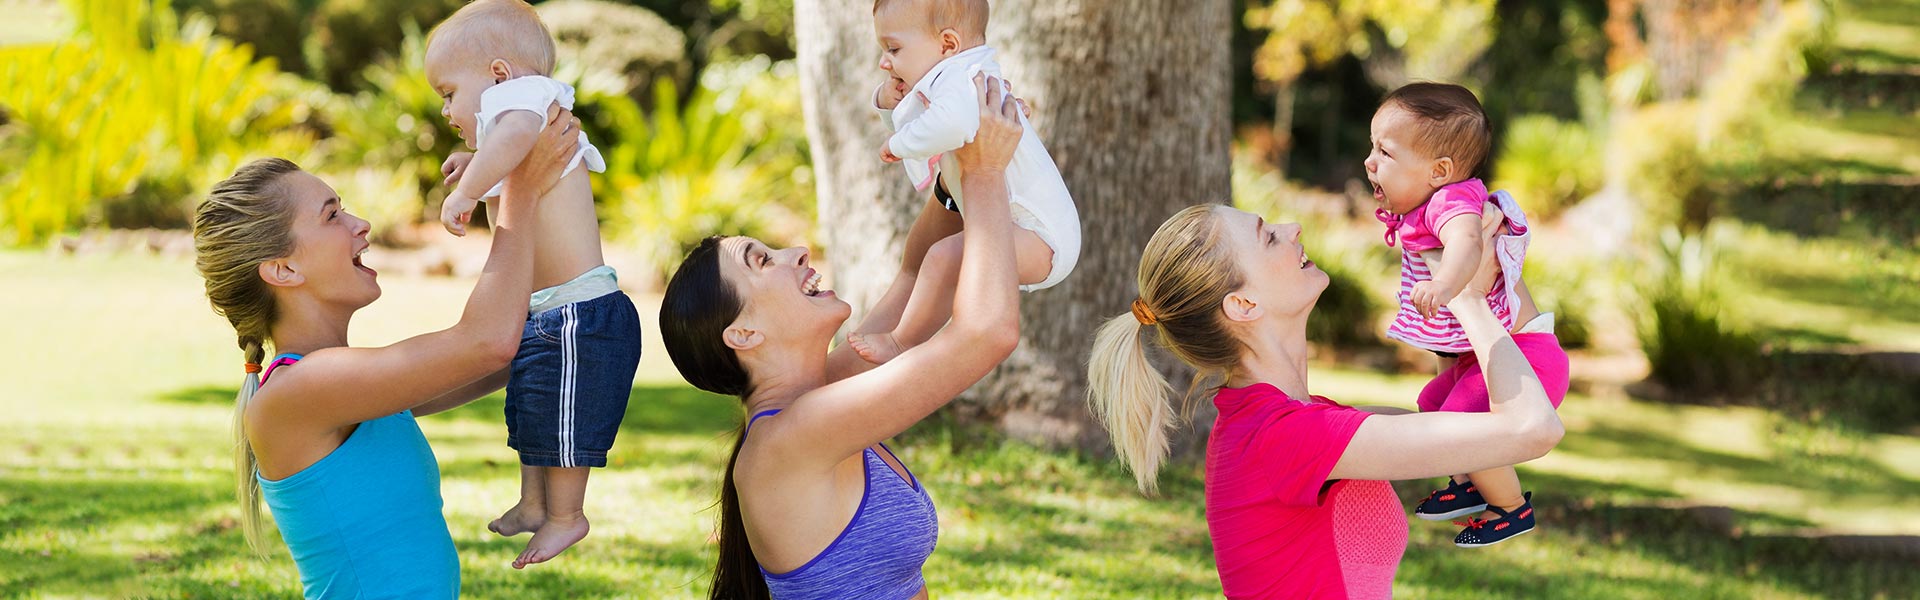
left=874, top=0, right=990, bottom=41
left=427, top=0, right=556, bottom=76
left=1381, top=82, right=1492, bottom=180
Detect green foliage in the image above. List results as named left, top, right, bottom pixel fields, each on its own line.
left=596, top=57, right=813, bottom=274
left=538, top=0, right=687, bottom=100
left=173, top=0, right=464, bottom=91
left=0, top=0, right=313, bottom=244
left=1635, top=225, right=1766, bottom=397
left=1492, top=115, right=1603, bottom=222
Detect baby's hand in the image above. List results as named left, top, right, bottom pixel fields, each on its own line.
left=1410, top=280, right=1444, bottom=320
left=876, top=79, right=907, bottom=111
left=441, top=192, right=479, bottom=237
left=880, top=142, right=901, bottom=163
left=441, top=152, right=475, bottom=187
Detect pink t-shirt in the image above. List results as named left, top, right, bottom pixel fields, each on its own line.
left=1207, top=383, right=1408, bottom=599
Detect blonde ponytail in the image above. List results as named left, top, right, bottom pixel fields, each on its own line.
left=236, top=336, right=268, bottom=554
left=1085, top=205, right=1248, bottom=495
left=1087, top=313, right=1175, bottom=494
left=193, top=157, right=304, bottom=556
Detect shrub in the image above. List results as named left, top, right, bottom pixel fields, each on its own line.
left=0, top=0, right=314, bottom=244
left=537, top=0, right=687, bottom=101
left=1491, top=115, right=1601, bottom=222
left=596, top=57, right=814, bottom=274
left=1634, top=225, right=1766, bottom=397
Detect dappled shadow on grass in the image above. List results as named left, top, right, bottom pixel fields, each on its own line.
left=1553, top=420, right=1920, bottom=499
left=1633, top=350, right=1920, bottom=434
left=434, top=383, right=739, bottom=435
left=158, top=384, right=236, bottom=405
left=1726, top=180, right=1920, bottom=245
left=0, top=473, right=288, bottom=596
left=1396, top=469, right=1916, bottom=598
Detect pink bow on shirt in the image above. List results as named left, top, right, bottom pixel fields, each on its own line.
left=1374, top=208, right=1403, bottom=247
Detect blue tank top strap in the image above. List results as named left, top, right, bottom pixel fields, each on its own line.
left=746, top=408, right=782, bottom=432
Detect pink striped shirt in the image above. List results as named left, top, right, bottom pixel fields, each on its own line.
left=1376, top=180, right=1532, bottom=353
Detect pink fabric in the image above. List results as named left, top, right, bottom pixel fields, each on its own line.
left=1208, top=383, right=1407, bottom=599
left=1415, top=332, right=1571, bottom=413
left=1382, top=185, right=1534, bottom=354
left=1378, top=179, right=1487, bottom=253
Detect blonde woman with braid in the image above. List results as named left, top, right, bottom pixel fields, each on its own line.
left=1087, top=205, right=1566, bottom=599
left=191, top=107, right=577, bottom=598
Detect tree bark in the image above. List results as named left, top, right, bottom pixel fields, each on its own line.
left=796, top=0, right=1234, bottom=450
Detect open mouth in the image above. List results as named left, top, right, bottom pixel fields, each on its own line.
left=801, top=269, right=831, bottom=297
left=353, top=246, right=376, bottom=275
left=1369, top=180, right=1385, bottom=201
left=1300, top=248, right=1312, bottom=269
left=893, top=77, right=907, bottom=93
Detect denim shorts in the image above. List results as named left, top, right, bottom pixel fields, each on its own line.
left=506, top=290, right=641, bottom=468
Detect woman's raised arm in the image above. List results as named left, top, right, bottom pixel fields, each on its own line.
left=257, top=106, right=579, bottom=429
left=1329, top=225, right=1565, bottom=481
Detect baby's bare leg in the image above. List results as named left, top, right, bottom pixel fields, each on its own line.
left=850, top=233, right=965, bottom=365
left=489, top=466, right=547, bottom=536
left=1467, top=465, right=1526, bottom=515
left=513, top=466, right=590, bottom=569
left=850, top=229, right=1053, bottom=365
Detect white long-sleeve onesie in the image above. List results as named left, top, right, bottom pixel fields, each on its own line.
left=878, top=46, right=1081, bottom=292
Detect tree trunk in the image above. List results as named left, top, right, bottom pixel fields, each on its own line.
left=796, top=0, right=1234, bottom=450
left=794, top=1, right=924, bottom=315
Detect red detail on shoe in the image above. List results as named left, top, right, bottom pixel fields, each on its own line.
left=1494, top=522, right=1509, bottom=531
left=1453, top=519, right=1487, bottom=529
left=1439, top=494, right=1456, bottom=501
left=1518, top=508, right=1533, bottom=519
left=1466, top=486, right=1476, bottom=492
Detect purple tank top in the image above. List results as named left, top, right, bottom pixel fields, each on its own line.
left=747, top=410, right=939, bottom=600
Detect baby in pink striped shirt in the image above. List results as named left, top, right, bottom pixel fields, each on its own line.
left=1365, top=82, right=1570, bottom=548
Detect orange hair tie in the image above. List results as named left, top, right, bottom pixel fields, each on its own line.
left=1130, top=298, right=1157, bottom=326
left=244, top=363, right=262, bottom=374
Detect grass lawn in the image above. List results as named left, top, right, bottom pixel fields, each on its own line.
left=2, top=250, right=1914, bottom=599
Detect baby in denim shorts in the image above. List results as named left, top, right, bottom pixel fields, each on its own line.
left=424, top=0, right=641, bottom=569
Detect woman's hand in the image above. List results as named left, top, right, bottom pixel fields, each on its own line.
left=503, top=104, right=579, bottom=199
left=951, top=74, right=1021, bottom=174
left=1455, top=219, right=1505, bottom=303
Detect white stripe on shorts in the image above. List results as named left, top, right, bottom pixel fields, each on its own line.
left=559, top=303, right=578, bottom=468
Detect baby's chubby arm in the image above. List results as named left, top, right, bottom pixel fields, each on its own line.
left=451, top=111, right=545, bottom=201
left=1411, top=212, right=1485, bottom=319
left=886, top=72, right=987, bottom=160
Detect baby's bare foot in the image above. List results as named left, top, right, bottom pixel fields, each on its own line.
left=488, top=503, right=545, bottom=537
left=512, top=513, right=589, bottom=569
left=847, top=331, right=905, bottom=365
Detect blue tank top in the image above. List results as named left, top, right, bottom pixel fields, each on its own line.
left=750, top=410, right=939, bottom=600
left=256, top=354, right=460, bottom=599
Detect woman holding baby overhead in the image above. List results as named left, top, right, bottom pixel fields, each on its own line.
left=1087, top=203, right=1567, bottom=598
left=660, top=49, right=1027, bottom=600
left=191, top=106, right=579, bottom=598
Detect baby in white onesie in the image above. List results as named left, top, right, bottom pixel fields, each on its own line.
left=850, top=0, right=1083, bottom=365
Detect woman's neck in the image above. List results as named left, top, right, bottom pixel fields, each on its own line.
left=1227, top=318, right=1312, bottom=400
left=740, top=343, right=831, bottom=415
left=267, top=298, right=353, bottom=357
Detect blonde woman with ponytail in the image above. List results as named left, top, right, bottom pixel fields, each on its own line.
left=193, top=107, right=578, bottom=599
left=1088, top=205, right=1566, bottom=599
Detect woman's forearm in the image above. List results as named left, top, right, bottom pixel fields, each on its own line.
left=1447, top=293, right=1561, bottom=445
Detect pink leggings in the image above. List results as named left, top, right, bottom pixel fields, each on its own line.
left=1416, top=333, right=1570, bottom=413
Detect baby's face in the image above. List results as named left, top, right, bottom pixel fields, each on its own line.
left=873, top=6, right=949, bottom=95
left=1364, top=105, right=1440, bottom=216
left=424, top=49, right=494, bottom=150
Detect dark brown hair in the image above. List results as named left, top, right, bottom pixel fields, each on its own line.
left=660, top=236, right=766, bottom=600
left=1381, top=82, right=1493, bottom=179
